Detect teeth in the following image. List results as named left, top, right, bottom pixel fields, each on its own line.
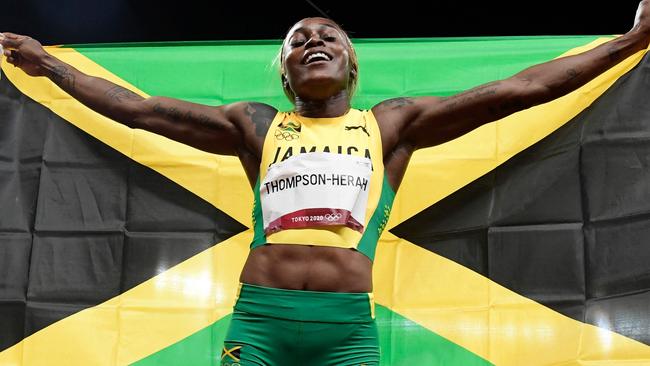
left=306, top=52, right=330, bottom=63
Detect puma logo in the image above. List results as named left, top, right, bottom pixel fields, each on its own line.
left=345, top=124, right=370, bottom=137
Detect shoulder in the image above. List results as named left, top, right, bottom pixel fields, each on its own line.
left=372, top=97, right=418, bottom=113
left=224, top=101, right=278, bottom=124
left=371, top=96, right=441, bottom=122
left=372, top=96, right=441, bottom=132
left=370, top=96, right=441, bottom=147
left=223, top=101, right=278, bottom=135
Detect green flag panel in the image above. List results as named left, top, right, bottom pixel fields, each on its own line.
left=73, top=36, right=599, bottom=109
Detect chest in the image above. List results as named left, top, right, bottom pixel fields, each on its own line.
left=263, top=116, right=376, bottom=169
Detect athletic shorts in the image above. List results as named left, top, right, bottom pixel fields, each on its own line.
left=220, top=283, right=379, bottom=366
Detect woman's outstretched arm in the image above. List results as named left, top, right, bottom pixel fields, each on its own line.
left=0, top=32, right=277, bottom=156
left=374, top=0, right=650, bottom=151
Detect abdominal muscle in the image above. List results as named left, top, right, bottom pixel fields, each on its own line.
left=239, top=244, right=373, bottom=293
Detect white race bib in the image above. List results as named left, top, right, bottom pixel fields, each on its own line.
left=260, top=152, right=372, bottom=234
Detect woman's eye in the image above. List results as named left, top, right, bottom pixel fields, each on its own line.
left=291, top=40, right=305, bottom=47
left=324, top=36, right=337, bottom=42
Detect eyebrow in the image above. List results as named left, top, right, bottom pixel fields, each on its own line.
left=291, top=23, right=339, bottom=36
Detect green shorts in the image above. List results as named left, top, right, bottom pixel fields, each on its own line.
left=221, top=283, right=379, bottom=366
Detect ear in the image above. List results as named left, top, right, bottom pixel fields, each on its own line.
left=281, top=74, right=288, bottom=87
left=349, top=68, right=357, bottom=80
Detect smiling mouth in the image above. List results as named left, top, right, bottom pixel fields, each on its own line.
left=304, top=52, right=332, bottom=64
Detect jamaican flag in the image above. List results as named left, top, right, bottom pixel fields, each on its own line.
left=1, top=36, right=650, bottom=365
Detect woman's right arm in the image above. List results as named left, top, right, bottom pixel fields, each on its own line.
left=0, top=32, right=274, bottom=156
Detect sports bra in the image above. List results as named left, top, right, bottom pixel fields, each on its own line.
left=249, top=109, right=395, bottom=261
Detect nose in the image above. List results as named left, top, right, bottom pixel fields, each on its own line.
left=305, top=34, right=325, bottom=49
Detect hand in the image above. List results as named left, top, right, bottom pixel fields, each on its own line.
left=0, top=32, right=50, bottom=77
left=633, top=0, right=650, bottom=34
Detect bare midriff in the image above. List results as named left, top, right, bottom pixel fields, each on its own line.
left=239, top=244, right=373, bottom=293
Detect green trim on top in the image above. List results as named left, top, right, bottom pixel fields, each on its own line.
left=357, top=174, right=396, bottom=261
left=250, top=178, right=266, bottom=248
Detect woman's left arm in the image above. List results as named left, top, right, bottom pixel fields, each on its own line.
left=374, top=0, right=650, bottom=150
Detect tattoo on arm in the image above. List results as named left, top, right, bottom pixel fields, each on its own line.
left=49, top=66, right=76, bottom=92
left=442, top=82, right=500, bottom=111
left=105, top=86, right=143, bottom=103
left=244, top=103, right=275, bottom=137
left=565, top=68, right=583, bottom=82
left=152, top=102, right=224, bottom=131
left=383, top=97, right=414, bottom=110
left=153, top=103, right=182, bottom=120
left=195, top=113, right=216, bottom=128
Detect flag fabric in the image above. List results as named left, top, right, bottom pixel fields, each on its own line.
left=0, top=35, right=649, bottom=365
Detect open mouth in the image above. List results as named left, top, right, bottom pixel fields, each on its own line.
left=303, top=52, right=332, bottom=64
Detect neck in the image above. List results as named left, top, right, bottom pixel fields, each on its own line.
left=294, top=91, right=350, bottom=118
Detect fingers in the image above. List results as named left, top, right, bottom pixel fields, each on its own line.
left=0, top=32, right=29, bottom=67
left=0, top=32, right=26, bottom=49
left=1, top=38, right=23, bottom=49
left=3, top=49, right=20, bottom=66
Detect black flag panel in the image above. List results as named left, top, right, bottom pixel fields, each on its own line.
left=0, top=78, right=246, bottom=351
left=393, top=53, right=650, bottom=345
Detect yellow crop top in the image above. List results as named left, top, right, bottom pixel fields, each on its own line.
left=250, top=108, right=395, bottom=261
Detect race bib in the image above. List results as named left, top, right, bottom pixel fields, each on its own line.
left=260, top=152, right=372, bottom=234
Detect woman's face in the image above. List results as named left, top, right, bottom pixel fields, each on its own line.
left=282, top=17, right=354, bottom=101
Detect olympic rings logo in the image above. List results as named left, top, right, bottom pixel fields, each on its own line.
left=274, top=128, right=299, bottom=141
left=324, top=213, right=343, bottom=221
